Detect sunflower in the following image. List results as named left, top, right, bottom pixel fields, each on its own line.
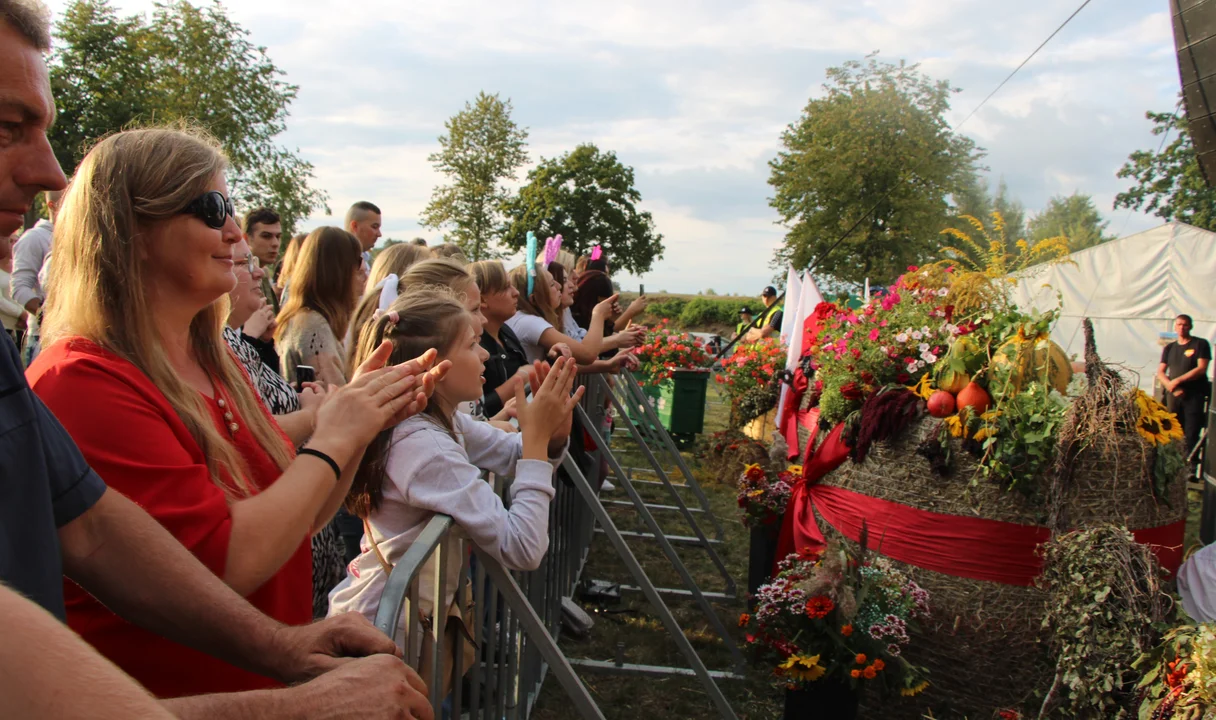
left=1137, top=410, right=1185, bottom=445
left=900, top=680, right=930, bottom=697
left=778, top=654, right=827, bottom=682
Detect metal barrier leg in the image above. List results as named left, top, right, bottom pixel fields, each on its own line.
left=620, top=370, right=727, bottom=541
left=560, top=449, right=742, bottom=719
left=598, top=376, right=739, bottom=600
left=473, top=547, right=607, bottom=720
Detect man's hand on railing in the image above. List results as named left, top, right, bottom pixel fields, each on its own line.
left=268, top=611, right=400, bottom=684
left=287, top=654, right=433, bottom=720
left=516, top=356, right=584, bottom=461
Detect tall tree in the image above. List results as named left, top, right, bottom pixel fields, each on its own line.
left=952, top=176, right=1027, bottom=242
left=500, top=144, right=664, bottom=274
left=48, top=0, right=327, bottom=234
left=1028, top=192, right=1113, bottom=251
left=421, top=92, right=529, bottom=261
left=768, top=55, right=982, bottom=285
left=1114, top=109, right=1216, bottom=231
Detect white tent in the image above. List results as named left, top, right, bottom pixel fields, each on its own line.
left=1010, top=222, right=1216, bottom=390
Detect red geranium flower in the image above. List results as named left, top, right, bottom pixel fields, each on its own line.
left=839, top=382, right=863, bottom=400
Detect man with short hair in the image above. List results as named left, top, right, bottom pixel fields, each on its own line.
left=1157, top=313, right=1212, bottom=462
left=744, top=286, right=783, bottom=342
left=244, top=206, right=283, bottom=268
left=346, top=200, right=382, bottom=269
left=0, top=3, right=431, bottom=717
left=242, top=207, right=283, bottom=370
left=11, top=186, right=60, bottom=365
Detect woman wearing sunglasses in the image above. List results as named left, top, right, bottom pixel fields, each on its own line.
left=275, top=226, right=367, bottom=388
left=27, top=127, right=446, bottom=698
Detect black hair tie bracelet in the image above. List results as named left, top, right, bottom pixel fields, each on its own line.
left=298, top=447, right=341, bottom=481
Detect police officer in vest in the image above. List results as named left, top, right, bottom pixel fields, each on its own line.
left=744, top=286, right=783, bottom=343
left=736, top=307, right=754, bottom=338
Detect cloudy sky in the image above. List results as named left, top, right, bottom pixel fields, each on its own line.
left=49, top=0, right=1179, bottom=295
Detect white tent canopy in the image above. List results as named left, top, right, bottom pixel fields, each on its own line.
left=1010, top=222, right=1216, bottom=391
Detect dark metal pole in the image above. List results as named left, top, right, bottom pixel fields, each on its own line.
left=708, top=291, right=787, bottom=365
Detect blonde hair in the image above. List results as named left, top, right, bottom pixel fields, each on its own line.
left=276, top=232, right=307, bottom=283
left=402, top=258, right=474, bottom=298
left=344, top=248, right=449, bottom=371
left=555, top=249, right=576, bottom=272
left=275, top=226, right=362, bottom=344
left=509, top=262, right=560, bottom=328
left=347, top=290, right=471, bottom=517
left=431, top=242, right=467, bottom=264
left=369, top=242, right=431, bottom=290
left=469, top=259, right=510, bottom=296
left=43, top=126, right=292, bottom=496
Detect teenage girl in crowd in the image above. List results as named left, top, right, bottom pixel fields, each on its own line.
left=573, top=252, right=648, bottom=337
left=28, top=127, right=441, bottom=696
left=470, top=260, right=528, bottom=419
left=508, top=263, right=640, bottom=373
left=275, top=226, right=367, bottom=387
left=505, top=263, right=616, bottom=365
left=346, top=243, right=436, bottom=370
left=328, top=290, right=582, bottom=646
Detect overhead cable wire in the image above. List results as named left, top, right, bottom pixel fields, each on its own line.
left=710, top=0, right=1098, bottom=364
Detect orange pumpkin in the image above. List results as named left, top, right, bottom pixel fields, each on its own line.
left=956, top=382, right=991, bottom=416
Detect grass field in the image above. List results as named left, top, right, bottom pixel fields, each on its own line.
left=529, top=379, right=785, bottom=719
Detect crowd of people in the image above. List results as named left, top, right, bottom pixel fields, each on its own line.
left=0, top=1, right=649, bottom=717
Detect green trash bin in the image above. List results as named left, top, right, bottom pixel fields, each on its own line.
left=629, top=370, right=709, bottom=442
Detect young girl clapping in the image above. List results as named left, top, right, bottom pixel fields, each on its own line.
left=327, top=288, right=582, bottom=645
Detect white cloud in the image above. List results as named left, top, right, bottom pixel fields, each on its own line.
left=47, top=0, right=1178, bottom=293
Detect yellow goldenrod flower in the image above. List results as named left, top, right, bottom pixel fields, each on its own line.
left=909, top=374, right=934, bottom=401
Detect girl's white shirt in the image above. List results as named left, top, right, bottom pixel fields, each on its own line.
left=327, top=412, right=561, bottom=646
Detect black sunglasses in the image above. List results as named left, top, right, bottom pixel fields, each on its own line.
left=182, top=191, right=235, bottom=229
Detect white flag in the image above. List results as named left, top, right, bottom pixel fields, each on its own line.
left=780, top=266, right=802, bottom=345
left=775, top=272, right=824, bottom=421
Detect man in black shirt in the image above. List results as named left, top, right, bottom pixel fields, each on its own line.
left=1157, top=313, right=1211, bottom=459
left=0, top=5, right=428, bottom=715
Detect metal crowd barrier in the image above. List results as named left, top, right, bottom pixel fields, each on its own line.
left=370, top=372, right=740, bottom=719
left=372, top=473, right=604, bottom=719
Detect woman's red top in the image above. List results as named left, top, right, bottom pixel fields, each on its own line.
left=27, top=338, right=310, bottom=698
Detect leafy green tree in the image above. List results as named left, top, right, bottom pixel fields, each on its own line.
left=768, top=54, right=983, bottom=285
left=1115, top=109, right=1216, bottom=231
left=421, top=92, right=529, bottom=261
left=952, top=175, right=1027, bottom=244
left=48, top=0, right=327, bottom=234
left=500, top=143, right=663, bottom=274
left=1028, top=192, right=1113, bottom=251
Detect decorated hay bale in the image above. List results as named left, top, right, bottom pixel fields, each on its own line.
left=813, top=416, right=1186, bottom=719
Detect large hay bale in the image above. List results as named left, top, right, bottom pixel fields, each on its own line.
left=818, top=417, right=1186, bottom=719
